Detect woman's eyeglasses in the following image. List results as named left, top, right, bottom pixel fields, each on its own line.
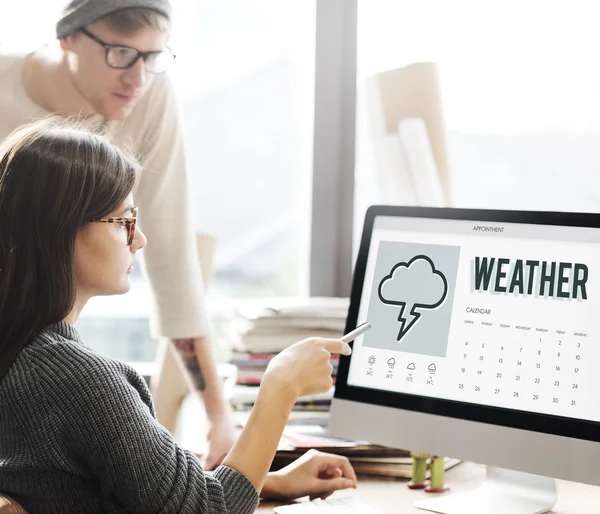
left=96, top=207, right=138, bottom=246
left=80, top=28, right=176, bottom=74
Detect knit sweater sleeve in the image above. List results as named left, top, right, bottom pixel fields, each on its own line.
left=54, top=350, right=258, bottom=513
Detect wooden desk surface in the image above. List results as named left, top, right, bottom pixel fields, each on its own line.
left=256, top=462, right=600, bottom=513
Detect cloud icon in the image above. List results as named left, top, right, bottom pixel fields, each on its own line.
left=378, top=255, right=448, bottom=342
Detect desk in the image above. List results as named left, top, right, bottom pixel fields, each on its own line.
left=256, top=462, right=600, bottom=513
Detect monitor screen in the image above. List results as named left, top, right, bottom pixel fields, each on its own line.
left=341, top=209, right=600, bottom=437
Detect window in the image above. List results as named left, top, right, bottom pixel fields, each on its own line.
left=354, top=1, right=600, bottom=241
left=1, top=1, right=316, bottom=362
left=168, top=0, right=315, bottom=301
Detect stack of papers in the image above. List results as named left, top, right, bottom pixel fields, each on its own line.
left=231, top=297, right=349, bottom=354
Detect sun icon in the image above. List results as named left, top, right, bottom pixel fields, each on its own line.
left=368, top=355, right=376, bottom=366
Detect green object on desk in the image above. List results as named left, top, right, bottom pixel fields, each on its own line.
left=429, top=456, right=445, bottom=488
left=412, top=456, right=427, bottom=483
left=408, top=451, right=429, bottom=489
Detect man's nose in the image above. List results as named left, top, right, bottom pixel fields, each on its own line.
left=121, top=57, right=146, bottom=89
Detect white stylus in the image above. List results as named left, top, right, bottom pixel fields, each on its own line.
left=340, top=322, right=372, bottom=343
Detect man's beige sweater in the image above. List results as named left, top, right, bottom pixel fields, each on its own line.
left=0, top=51, right=209, bottom=340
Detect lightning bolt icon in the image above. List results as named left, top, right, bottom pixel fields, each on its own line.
left=397, top=303, right=421, bottom=341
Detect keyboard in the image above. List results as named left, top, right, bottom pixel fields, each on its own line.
left=273, top=496, right=383, bottom=513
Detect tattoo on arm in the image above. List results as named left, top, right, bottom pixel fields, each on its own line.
left=173, top=338, right=206, bottom=391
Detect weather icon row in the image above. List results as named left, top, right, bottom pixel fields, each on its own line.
left=366, top=356, right=438, bottom=374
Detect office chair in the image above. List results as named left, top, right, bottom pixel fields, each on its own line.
left=0, top=493, right=28, bottom=514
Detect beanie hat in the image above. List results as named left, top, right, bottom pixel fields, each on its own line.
left=56, top=0, right=172, bottom=38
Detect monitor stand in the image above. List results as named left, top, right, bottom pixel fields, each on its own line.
left=413, top=466, right=557, bottom=514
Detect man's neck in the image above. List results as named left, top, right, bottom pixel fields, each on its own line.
left=23, top=44, right=97, bottom=117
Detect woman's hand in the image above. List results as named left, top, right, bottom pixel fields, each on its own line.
left=261, top=449, right=358, bottom=501
left=262, top=338, right=351, bottom=402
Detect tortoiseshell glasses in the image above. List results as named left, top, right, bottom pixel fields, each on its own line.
left=96, top=207, right=138, bottom=246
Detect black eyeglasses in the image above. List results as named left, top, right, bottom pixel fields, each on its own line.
left=80, top=28, right=176, bottom=74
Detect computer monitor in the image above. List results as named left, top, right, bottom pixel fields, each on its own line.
left=329, top=206, right=600, bottom=514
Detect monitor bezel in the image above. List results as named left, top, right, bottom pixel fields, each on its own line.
left=334, top=205, right=600, bottom=443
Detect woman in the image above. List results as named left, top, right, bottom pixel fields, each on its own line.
left=0, top=118, right=356, bottom=513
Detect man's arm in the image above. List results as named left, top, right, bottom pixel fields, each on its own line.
left=173, top=335, right=236, bottom=470
left=172, top=337, right=206, bottom=391
left=172, top=335, right=230, bottom=416
left=124, top=74, right=236, bottom=467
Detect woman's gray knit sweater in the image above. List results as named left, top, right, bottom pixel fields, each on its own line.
left=0, top=322, right=259, bottom=513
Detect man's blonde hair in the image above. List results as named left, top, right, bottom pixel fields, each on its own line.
left=100, top=7, right=170, bottom=34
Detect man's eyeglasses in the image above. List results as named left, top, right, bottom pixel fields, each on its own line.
left=96, top=207, right=138, bottom=246
left=80, top=28, right=176, bottom=74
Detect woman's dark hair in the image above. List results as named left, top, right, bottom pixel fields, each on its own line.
left=0, top=117, right=140, bottom=379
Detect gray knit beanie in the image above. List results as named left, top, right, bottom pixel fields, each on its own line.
left=56, top=0, right=172, bottom=38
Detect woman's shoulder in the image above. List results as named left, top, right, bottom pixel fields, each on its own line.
left=1, top=328, right=157, bottom=427
left=21, top=327, right=147, bottom=394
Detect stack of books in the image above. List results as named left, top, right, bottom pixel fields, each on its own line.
left=227, top=297, right=347, bottom=458
left=228, top=297, right=348, bottom=395
left=231, top=296, right=349, bottom=354
left=233, top=410, right=461, bottom=479
left=231, top=352, right=340, bottom=388
left=230, top=386, right=335, bottom=415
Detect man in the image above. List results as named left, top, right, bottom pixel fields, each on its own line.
left=0, top=0, right=235, bottom=469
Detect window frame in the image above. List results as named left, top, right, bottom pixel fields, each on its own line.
left=310, top=0, right=358, bottom=298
